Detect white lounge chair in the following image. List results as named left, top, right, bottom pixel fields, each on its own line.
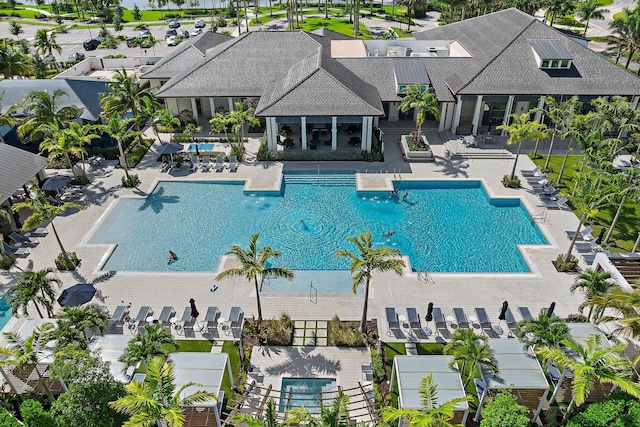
left=525, top=173, right=547, bottom=183
left=531, top=179, right=552, bottom=190
left=214, top=155, right=224, bottom=172
left=201, top=156, right=210, bottom=171
left=24, top=227, right=48, bottom=238
left=9, top=232, right=38, bottom=247
left=2, top=242, right=29, bottom=257
left=565, top=226, right=593, bottom=241
left=520, top=165, right=542, bottom=177
left=543, top=197, right=568, bottom=209
left=574, top=239, right=601, bottom=252
left=539, top=189, right=561, bottom=200
left=228, top=155, right=238, bottom=172
left=188, top=156, right=199, bottom=171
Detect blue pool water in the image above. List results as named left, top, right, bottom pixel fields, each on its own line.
left=187, top=143, right=215, bottom=151
left=279, top=378, right=336, bottom=413
left=0, top=294, right=13, bottom=332
left=89, top=174, right=546, bottom=273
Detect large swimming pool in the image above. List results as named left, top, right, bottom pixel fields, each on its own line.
left=89, top=174, right=546, bottom=273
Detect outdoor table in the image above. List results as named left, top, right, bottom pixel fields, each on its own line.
left=218, top=317, right=226, bottom=330
left=469, top=315, right=478, bottom=326
left=446, top=316, right=455, bottom=325
left=398, top=315, right=408, bottom=328
left=146, top=316, right=154, bottom=324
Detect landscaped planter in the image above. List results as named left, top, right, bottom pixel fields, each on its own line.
left=400, top=134, right=433, bottom=159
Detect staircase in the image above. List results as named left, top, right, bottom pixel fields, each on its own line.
left=284, top=173, right=356, bottom=187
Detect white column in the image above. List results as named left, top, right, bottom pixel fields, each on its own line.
left=534, top=97, right=545, bottom=123
left=451, top=98, right=463, bottom=135
left=191, top=98, right=199, bottom=124
left=471, top=95, right=483, bottom=135
left=332, top=116, right=337, bottom=151
left=501, top=95, right=515, bottom=136
left=301, top=116, right=307, bottom=150
left=445, top=103, right=454, bottom=129
left=373, top=117, right=379, bottom=127
left=267, top=117, right=278, bottom=152
left=361, top=117, right=367, bottom=151
left=228, top=97, right=234, bottom=111
left=209, top=98, right=216, bottom=118
left=438, top=103, right=447, bottom=131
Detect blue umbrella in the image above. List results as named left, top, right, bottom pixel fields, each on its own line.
left=156, top=143, right=184, bottom=155
left=57, top=284, right=97, bottom=307
left=41, top=175, right=72, bottom=191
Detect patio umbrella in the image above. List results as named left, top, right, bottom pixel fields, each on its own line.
left=195, top=144, right=200, bottom=156
left=594, top=227, right=606, bottom=245
left=498, top=301, right=508, bottom=321
left=547, top=302, right=556, bottom=318
left=57, top=283, right=97, bottom=307
left=156, top=143, right=184, bottom=161
left=41, top=175, right=72, bottom=191
left=425, top=303, right=433, bottom=322
left=189, top=298, right=201, bottom=330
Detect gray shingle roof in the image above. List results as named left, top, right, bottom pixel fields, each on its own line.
left=338, top=58, right=402, bottom=102
left=392, top=58, right=430, bottom=85
left=0, top=79, right=109, bottom=121
left=0, top=144, right=48, bottom=204
left=141, top=32, right=233, bottom=79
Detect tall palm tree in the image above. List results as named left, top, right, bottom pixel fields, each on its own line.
left=515, top=312, right=570, bottom=351
left=497, top=112, right=548, bottom=181
left=96, top=114, right=143, bottom=180
left=55, top=304, right=109, bottom=349
left=383, top=374, right=471, bottom=427
left=118, top=324, right=177, bottom=370
left=63, top=122, right=99, bottom=180
left=576, top=0, right=609, bottom=36
left=536, top=334, right=640, bottom=421
left=215, top=233, right=294, bottom=325
left=540, top=95, right=580, bottom=171
left=444, top=328, right=498, bottom=387
left=100, top=69, right=156, bottom=147
left=2, top=322, right=58, bottom=402
left=34, top=28, right=61, bottom=57
left=398, top=84, right=440, bottom=137
left=227, top=101, right=259, bottom=145
left=0, top=40, right=30, bottom=79
left=335, top=230, right=405, bottom=333
left=570, top=269, right=614, bottom=322
left=18, top=89, right=82, bottom=142
left=8, top=268, right=61, bottom=319
left=38, top=122, right=88, bottom=181
left=12, top=190, right=82, bottom=263
left=110, top=356, right=217, bottom=427
left=603, top=168, right=640, bottom=245
left=155, top=108, right=181, bottom=144
left=0, top=93, right=17, bottom=144
left=140, top=96, right=163, bottom=143
left=608, top=9, right=640, bottom=70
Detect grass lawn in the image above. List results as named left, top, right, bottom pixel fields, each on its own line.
left=381, top=5, right=408, bottom=15
left=221, top=341, right=241, bottom=403
left=391, top=27, right=413, bottom=38
left=175, top=339, right=214, bottom=352
left=556, top=15, right=584, bottom=28
left=121, top=9, right=164, bottom=22
left=297, top=17, right=371, bottom=39
left=532, top=154, right=640, bottom=252
left=598, top=0, right=613, bottom=5
left=589, top=36, right=609, bottom=43
left=416, top=342, right=445, bottom=354
left=383, top=342, right=405, bottom=409
left=0, top=8, right=43, bottom=18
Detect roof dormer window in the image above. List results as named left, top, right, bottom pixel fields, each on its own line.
left=530, top=39, right=573, bottom=70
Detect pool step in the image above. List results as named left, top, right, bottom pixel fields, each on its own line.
left=284, top=174, right=355, bottom=187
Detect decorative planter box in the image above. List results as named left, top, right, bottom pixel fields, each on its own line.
left=400, top=134, right=433, bottom=159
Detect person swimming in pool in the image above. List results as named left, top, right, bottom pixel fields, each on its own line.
left=402, top=192, right=409, bottom=200
left=167, top=250, right=177, bottom=264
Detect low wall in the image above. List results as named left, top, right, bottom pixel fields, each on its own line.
left=400, top=134, right=432, bottom=158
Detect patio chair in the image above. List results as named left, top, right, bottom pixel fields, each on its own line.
left=565, top=226, right=594, bottom=241
left=108, top=305, right=128, bottom=332
left=160, top=161, right=170, bottom=172
left=188, top=156, right=198, bottom=171
left=228, top=307, right=244, bottom=337
left=524, top=173, right=547, bottom=183
left=385, top=307, right=400, bottom=336
left=432, top=307, right=447, bottom=332
left=361, top=362, right=373, bottom=380
left=504, top=308, right=517, bottom=337
left=2, top=242, right=29, bottom=257
left=24, top=227, right=47, bottom=237
left=214, top=155, right=224, bottom=172
left=168, top=161, right=177, bottom=171
left=474, top=308, right=492, bottom=335
left=181, top=307, right=194, bottom=331
left=547, top=362, right=563, bottom=384
left=517, top=306, right=533, bottom=321
left=135, top=306, right=153, bottom=328
left=228, top=155, right=238, bottom=172
left=157, top=306, right=175, bottom=326
left=539, top=189, right=561, bottom=200
left=204, top=307, right=220, bottom=330
left=520, top=165, right=542, bottom=177
left=453, top=307, right=469, bottom=328
left=543, top=197, right=568, bottom=209
left=530, top=178, right=552, bottom=190
left=581, top=252, right=597, bottom=264
left=201, top=156, right=211, bottom=171
left=9, top=232, right=38, bottom=247
left=407, top=308, right=427, bottom=338
left=574, top=240, right=602, bottom=253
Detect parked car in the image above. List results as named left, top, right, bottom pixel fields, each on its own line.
left=166, top=36, right=178, bottom=46
left=42, top=54, right=55, bottom=62
left=125, top=36, right=136, bottom=47
left=83, top=38, right=101, bottom=51
left=194, top=18, right=205, bottom=28
left=139, top=29, right=152, bottom=38
left=168, top=20, right=181, bottom=28
left=165, top=29, right=177, bottom=38
left=68, top=52, right=85, bottom=62
left=178, top=30, right=189, bottom=38
left=190, top=28, right=202, bottom=37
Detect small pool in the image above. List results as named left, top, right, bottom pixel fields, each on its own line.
left=279, top=378, right=336, bottom=413
left=187, top=143, right=215, bottom=151
left=0, top=293, right=13, bottom=332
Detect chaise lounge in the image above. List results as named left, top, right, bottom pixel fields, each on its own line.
left=2, top=242, right=29, bottom=257
left=228, top=155, right=238, bottom=172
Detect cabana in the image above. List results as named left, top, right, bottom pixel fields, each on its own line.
left=474, top=339, right=549, bottom=423
left=88, top=334, right=134, bottom=383
left=170, top=352, right=233, bottom=427
left=390, top=355, right=469, bottom=425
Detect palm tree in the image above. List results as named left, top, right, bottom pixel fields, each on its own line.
left=398, top=84, right=440, bottom=138
left=110, top=356, right=217, bottom=427
left=497, top=112, right=548, bottom=181
left=8, top=268, right=61, bottom=319
left=55, top=304, right=109, bottom=349
left=34, top=28, right=61, bottom=57
left=2, top=322, right=58, bottom=402
left=335, top=230, right=405, bottom=333
left=209, top=113, right=230, bottom=142
left=140, top=96, right=163, bottom=143
left=516, top=312, right=570, bottom=351
left=38, top=122, right=88, bottom=181
left=536, top=334, right=640, bottom=421
left=576, top=0, right=609, bottom=36
left=602, top=169, right=640, bottom=245
left=227, top=101, right=259, bottom=145
left=444, top=328, right=498, bottom=387
left=383, top=374, right=471, bottom=427
left=19, top=89, right=82, bottom=142
left=63, top=122, right=99, bottom=181
left=12, top=190, right=82, bottom=263
left=233, top=397, right=310, bottom=426
left=100, top=68, right=156, bottom=146
left=96, top=114, right=143, bottom=180
left=0, top=93, right=17, bottom=144
left=570, top=269, right=614, bottom=322
left=118, top=324, right=177, bottom=370
left=0, top=39, right=30, bottom=78
left=9, top=22, right=23, bottom=40
left=215, top=233, right=294, bottom=326
left=540, top=96, right=580, bottom=171
left=608, top=9, right=640, bottom=70
left=155, top=108, right=181, bottom=144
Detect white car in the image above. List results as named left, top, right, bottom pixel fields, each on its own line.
left=166, top=36, right=178, bottom=46
left=190, top=28, right=202, bottom=37
left=194, top=18, right=205, bottom=28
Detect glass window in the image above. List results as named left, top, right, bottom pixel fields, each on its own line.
left=561, top=60, right=570, bottom=68
left=550, top=60, right=558, bottom=68
left=541, top=60, right=550, bottom=68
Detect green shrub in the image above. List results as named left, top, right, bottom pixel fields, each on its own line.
left=55, top=252, right=79, bottom=270
left=20, top=399, right=56, bottom=427
left=0, top=406, right=21, bottom=427
left=265, top=313, right=294, bottom=346
left=566, top=391, right=640, bottom=427
left=502, top=175, right=521, bottom=188
left=277, top=149, right=362, bottom=161
left=329, top=315, right=366, bottom=347
left=0, top=252, right=16, bottom=270
left=566, top=313, right=588, bottom=323
left=370, top=347, right=385, bottom=382
left=230, top=143, right=245, bottom=161
left=104, top=54, right=126, bottom=59
left=479, top=390, right=530, bottom=427
left=555, top=254, right=578, bottom=272
left=121, top=174, right=139, bottom=188
left=256, top=136, right=275, bottom=161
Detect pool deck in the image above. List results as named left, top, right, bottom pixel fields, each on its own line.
left=1, top=126, right=586, bottom=346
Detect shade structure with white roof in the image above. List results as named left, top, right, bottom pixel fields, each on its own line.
left=88, top=334, right=134, bottom=383
left=391, top=355, right=469, bottom=425
left=476, top=339, right=549, bottom=423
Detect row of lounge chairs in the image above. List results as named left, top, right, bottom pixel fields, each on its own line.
left=386, top=305, right=551, bottom=339
left=3, top=228, right=48, bottom=257
left=564, top=225, right=604, bottom=263
left=161, top=155, right=238, bottom=173
left=521, top=166, right=569, bottom=210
